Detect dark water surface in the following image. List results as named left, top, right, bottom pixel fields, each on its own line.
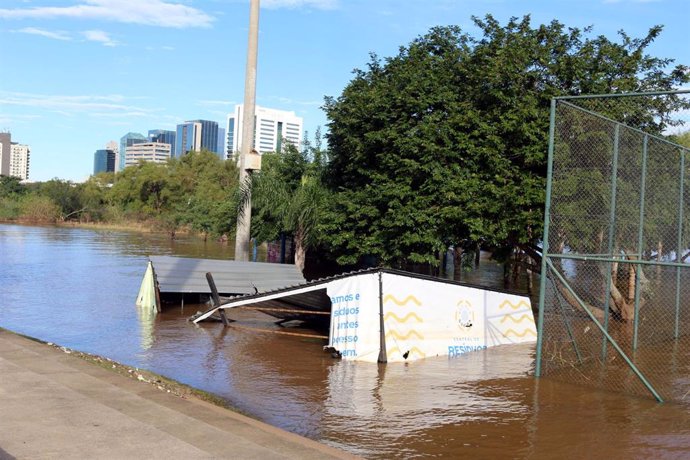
left=2, top=224, right=690, bottom=458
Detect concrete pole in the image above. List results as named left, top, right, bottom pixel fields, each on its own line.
left=234, top=0, right=260, bottom=261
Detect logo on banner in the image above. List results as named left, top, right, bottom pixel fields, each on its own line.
left=455, top=299, right=474, bottom=328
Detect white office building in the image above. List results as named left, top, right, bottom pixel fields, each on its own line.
left=226, top=105, right=303, bottom=159
left=125, top=142, right=171, bottom=167
left=9, top=143, right=30, bottom=180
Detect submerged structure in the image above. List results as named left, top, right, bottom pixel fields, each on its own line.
left=136, top=255, right=306, bottom=313
left=193, top=268, right=537, bottom=363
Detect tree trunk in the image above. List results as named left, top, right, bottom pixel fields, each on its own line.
left=609, top=277, right=635, bottom=321
left=627, top=260, right=636, bottom=303
left=294, top=225, right=306, bottom=274
left=454, top=246, right=463, bottom=281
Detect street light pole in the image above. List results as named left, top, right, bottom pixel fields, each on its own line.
left=235, top=0, right=260, bottom=261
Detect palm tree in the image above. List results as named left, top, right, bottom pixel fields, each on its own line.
left=237, top=143, right=328, bottom=273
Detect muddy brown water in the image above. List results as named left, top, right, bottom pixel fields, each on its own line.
left=1, top=223, right=690, bottom=458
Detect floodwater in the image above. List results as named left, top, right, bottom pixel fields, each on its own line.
left=1, top=223, right=690, bottom=459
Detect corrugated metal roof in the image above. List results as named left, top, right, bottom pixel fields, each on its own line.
left=150, top=256, right=306, bottom=295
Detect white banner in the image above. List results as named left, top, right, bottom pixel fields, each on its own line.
left=327, top=273, right=381, bottom=362
left=380, top=273, right=536, bottom=362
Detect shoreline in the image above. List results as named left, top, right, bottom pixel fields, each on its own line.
left=0, top=219, right=224, bottom=241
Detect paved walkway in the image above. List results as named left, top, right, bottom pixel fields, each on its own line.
left=0, top=329, right=358, bottom=460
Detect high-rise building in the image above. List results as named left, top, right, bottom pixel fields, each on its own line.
left=0, top=132, right=11, bottom=176
left=118, top=132, right=147, bottom=171
left=10, top=143, right=30, bottom=180
left=216, top=128, right=226, bottom=159
left=148, top=129, right=176, bottom=148
left=125, top=142, right=171, bottom=166
left=93, top=148, right=116, bottom=174
left=174, top=120, right=218, bottom=158
left=225, top=105, right=303, bottom=159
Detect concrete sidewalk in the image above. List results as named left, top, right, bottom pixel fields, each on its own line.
left=0, top=329, right=358, bottom=459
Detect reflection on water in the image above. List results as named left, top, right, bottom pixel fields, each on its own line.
left=137, top=305, right=156, bottom=350
left=2, top=223, right=690, bottom=458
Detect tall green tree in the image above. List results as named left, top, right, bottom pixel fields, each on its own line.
left=168, top=150, right=240, bottom=238
left=31, top=179, right=84, bottom=220
left=323, top=16, right=689, bottom=268
left=0, top=175, right=26, bottom=197
left=108, top=161, right=172, bottom=217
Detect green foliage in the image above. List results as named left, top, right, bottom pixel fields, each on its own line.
left=18, top=194, right=61, bottom=223
left=323, top=16, right=689, bottom=267
left=0, top=152, right=239, bottom=237
left=672, top=130, right=690, bottom=149
left=245, top=140, right=330, bottom=270
left=167, top=150, right=240, bottom=236
left=109, top=162, right=173, bottom=216
left=106, top=150, right=239, bottom=235
left=27, top=179, right=86, bottom=220
left=0, top=175, right=26, bottom=198
left=0, top=196, right=21, bottom=220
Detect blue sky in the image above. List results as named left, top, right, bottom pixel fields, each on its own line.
left=1, top=0, right=688, bottom=182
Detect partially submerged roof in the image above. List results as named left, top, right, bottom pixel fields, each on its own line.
left=191, top=267, right=538, bottom=364
left=191, top=268, right=375, bottom=323
left=192, top=267, right=525, bottom=324
left=150, top=255, right=306, bottom=296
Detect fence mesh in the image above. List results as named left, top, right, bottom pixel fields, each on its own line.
left=538, top=91, right=690, bottom=403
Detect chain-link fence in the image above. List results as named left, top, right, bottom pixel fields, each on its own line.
left=536, top=90, right=690, bottom=403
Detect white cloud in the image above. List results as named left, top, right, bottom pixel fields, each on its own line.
left=83, top=29, right=116, bottom=46
left=0, top=91, right=159, bottom=117
left=0, top=0, right=214, bottom=28
left=16, top=27, right=72, bottom=40
left=0, top=114, right=41, bottom=126
left=262, top=0, right=338, bottom=10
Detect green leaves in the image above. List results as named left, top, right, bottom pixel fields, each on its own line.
left=104, top=150, right=239, bottom=234
left=322, top=16, right=688, bottom=267
left=246, top=141, right=330, bottom=270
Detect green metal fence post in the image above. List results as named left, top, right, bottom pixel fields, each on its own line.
left=633, top=135, right=649, bottom=351
left=675, top=149, right=686, bottom=338
left=535, top=98, right=557, bottom=378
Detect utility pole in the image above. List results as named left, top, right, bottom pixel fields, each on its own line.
left=235, top=0, right=260, bottom=261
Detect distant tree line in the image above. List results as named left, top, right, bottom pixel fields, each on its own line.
left=0, top=150, right=240, bottom=240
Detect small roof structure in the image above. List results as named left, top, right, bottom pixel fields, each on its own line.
left=191, top=269, right=376, bottom=324
left=149, top=255, right=306, bottom=296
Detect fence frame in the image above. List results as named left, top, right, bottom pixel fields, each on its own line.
left=535, top=90, right=690, bottom=403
